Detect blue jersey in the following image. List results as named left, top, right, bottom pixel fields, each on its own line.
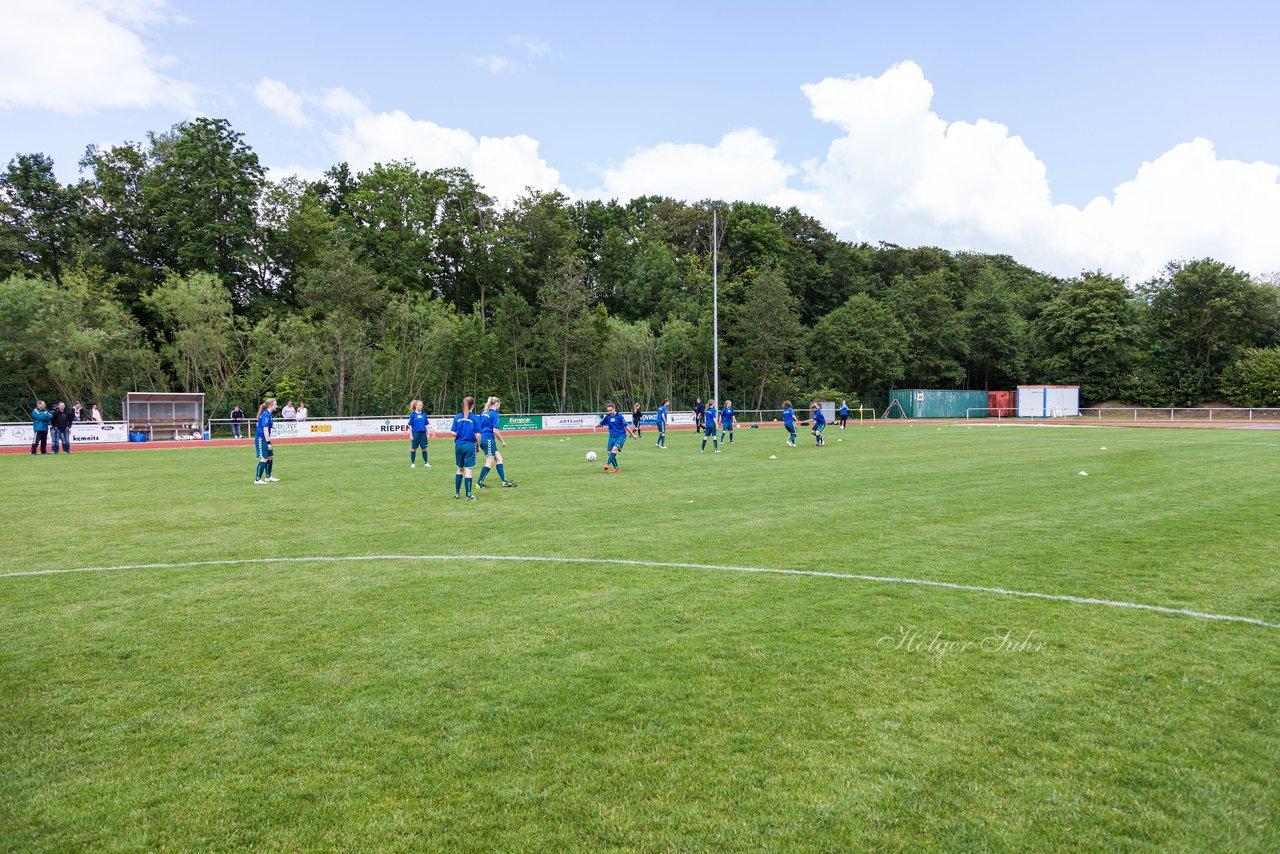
left=704, top=407, right=718, bottom=434
left=720, top=406, right=734, bottom=427
left=476, top=409, right=497, bottom=438
left=812, top=409, right=827, bottom=428
left=782, top=407, right=795, bottom=428
left=407, top=411, right=429, bottom=433
left=451, top=412, right=479, bottom=444
left=656, top=405, right=668, bottom=428
left=256, top=410, right=273, bottom=438
left=600, top=412, right=628, bottom=438
left=839, top=403, right=849, bottom=417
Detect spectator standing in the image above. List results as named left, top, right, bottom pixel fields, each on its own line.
left=51, top=402, right=72, bottom=454
left=90, top=403, right=104, bottom=425
left=71, top=401, right=85, bottom=424
left=295, top=402, right=308, bottom=422
left=230, top=405, right=245, bottom=439
left=30, top=401, right=52, bottom=455
left=281, top=400, right=296, bottom=420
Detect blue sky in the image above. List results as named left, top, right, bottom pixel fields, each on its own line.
left=3, top=0, right=1278, bottom=280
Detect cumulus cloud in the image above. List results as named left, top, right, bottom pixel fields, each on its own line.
left=316, top=89, right=564, bottom=202
left=0, top=0, right=195, bottom=114
left=254, top=78, right=309, bottom=127
left=586, top=130, right=812, bottom=210
left=583, top=60, right=1280, bottom=280
left=798, top=61, right=1280, bottom=279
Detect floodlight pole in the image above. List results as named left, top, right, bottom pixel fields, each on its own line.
left=712, top=201, right=720, bottom=408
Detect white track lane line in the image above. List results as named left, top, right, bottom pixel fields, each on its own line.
left=2, top=554, right=1277, bottom=631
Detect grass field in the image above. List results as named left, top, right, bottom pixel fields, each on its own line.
left=2, top=423, right=1278, bottom=851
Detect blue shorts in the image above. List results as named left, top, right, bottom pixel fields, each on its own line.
left=479, top=435, right=497, bottom=456
left=785, top=423, right=797, bottom=436
left=657, top=422, right=666, bottom=433
left=410, top=431, right=428, bottom=450
left=454, top=442, right=476, bottom=468
left=254, top=436, right=272, bottom=458
left=813, top=423, right=825, bottom=433
left=721, top=422, right=733, bottom=432
left=608, top=434, right=626, bottom=453
left=704, top=424, right=717, bottom=437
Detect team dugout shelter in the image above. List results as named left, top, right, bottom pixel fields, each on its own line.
left=124, top=392, right=205, bottom=441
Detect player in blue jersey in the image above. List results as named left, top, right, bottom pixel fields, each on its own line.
left=701, top=400, right=720, bottom=452
left=596, top=402, right=638, bottom=472
left=253, top=397, right=279, bottom=484
left=719, top=400, right=737, bottom=445
left=839, top=400, right=850, bottom=429
left=448, top=396, right=480, bottom=500
left=476, top=395, right=516, bottom=489
left=781, top=400, right=798, bottom=446
left=655, top=399, right=669, bottom=448
left=407, top=399, right=432, bottom=468
left=801, top=402, right=827, bottom=446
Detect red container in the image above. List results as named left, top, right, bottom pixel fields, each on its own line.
left=988, top=390, right=1014, bottom=418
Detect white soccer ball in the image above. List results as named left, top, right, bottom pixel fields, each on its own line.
left=586, top=451, right=597, bottom=462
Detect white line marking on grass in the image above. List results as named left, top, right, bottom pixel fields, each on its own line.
left=3, top=554, right=1277, bottom=631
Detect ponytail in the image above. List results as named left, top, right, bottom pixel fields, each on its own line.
left=258, top=397, right=277, bottom=416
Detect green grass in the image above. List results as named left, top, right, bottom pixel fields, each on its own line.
left=2, top=424, right=1278, bottom=851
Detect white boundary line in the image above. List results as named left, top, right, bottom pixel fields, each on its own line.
left=3, top=554, right=1277, bottom=631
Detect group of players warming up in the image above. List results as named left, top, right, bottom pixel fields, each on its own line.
left=252, top=395, right=835, bottom=489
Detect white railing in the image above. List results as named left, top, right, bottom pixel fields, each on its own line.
left=961, top=407, right=1280, bottom=421
left=1079, top=407, right=1280, bottom=422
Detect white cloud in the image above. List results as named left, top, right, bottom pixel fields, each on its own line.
left=586, top=130, right=811, bottom=210
left=506, top=34, right=550, bottom=56
left=471, top=54, right=513, bottom=74
left=469, top=33, right=550, bottom=74
left=796, top=61, right=1280, bottom=279
left=0, top=0, right=195, bottom=115
left=317, top=89, right=563, bottom=202
left=582, top=60, right=1280, bottom=280
left=254, top=78, right=309, bottom=127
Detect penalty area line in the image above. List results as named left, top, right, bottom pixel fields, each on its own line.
left=2, top=554, right=1277, bottom=631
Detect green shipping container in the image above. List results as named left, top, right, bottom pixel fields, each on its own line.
left=888, top=389, right=990, bottom=418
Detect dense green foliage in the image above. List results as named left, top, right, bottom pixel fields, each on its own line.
left=1, top=427, right=1277, bottom=849
left=3, top=118, right=1279, bottom=419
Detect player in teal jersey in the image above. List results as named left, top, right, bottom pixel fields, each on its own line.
left=596, top=402, right=638, bottom=472
left=448, top=396, right=480, bottom=500
left=720, top=400, right=737, bottom=445
left=655, top=399, right=669, bottom=448
left=801, top=402, right=827, bottom=446
left=407, top=399, right=431, bottom=468
left=253, top=397, right=279, bottom=483
left=476, top=395, right=516, bottom=489
left=781, top=400, right=798, bottom=446
left=701, top=401, right=720, bottom=453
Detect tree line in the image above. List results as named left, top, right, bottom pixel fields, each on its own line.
left=3, top=116, right=1279, bottom=421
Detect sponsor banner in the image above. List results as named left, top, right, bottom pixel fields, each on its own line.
left=542, top=414, right=598, bottom=431
left=668, top=412, right=695, bottom=426
left=0, top=422, right=128, bottom=446
left=499, top=415, right=542, bottom=431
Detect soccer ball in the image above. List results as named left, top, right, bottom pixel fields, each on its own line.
left=586, top=451, right=597, bottom=462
